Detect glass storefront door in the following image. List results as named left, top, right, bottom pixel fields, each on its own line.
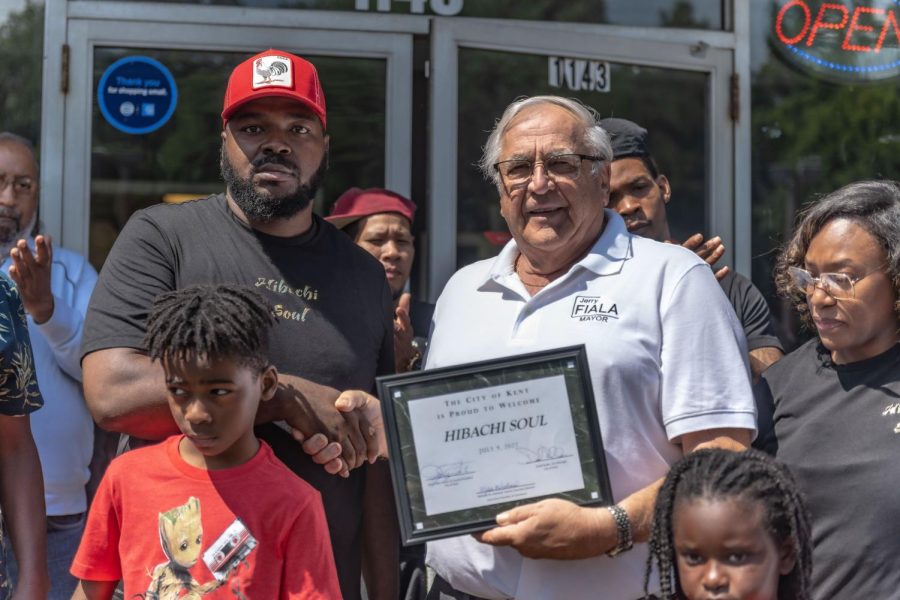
left=428, top=18, right=737, bottom=299
left=48, top=5, right=418, bottom=267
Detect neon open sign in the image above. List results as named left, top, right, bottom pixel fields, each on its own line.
left=772, top=0, right=900, bottom=81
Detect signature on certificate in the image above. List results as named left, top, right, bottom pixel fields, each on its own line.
left=517, top=445, right=573, bottom=464
left=420, top=461, right=475, bottom=482
left=477, top=481, right=523, bottom=494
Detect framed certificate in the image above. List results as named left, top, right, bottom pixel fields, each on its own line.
left=377, top=345, right=612, bottom=545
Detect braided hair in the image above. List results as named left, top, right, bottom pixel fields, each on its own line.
left=644, top=449, right=812, bottom=600
left=144, top=284, right=276, bottom=372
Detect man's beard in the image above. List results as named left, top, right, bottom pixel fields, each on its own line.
left=220, top=145, right=326, bottom=222
left=0, top=206, right=23, bottom=245
left=0, top=208, right=36, bottom=258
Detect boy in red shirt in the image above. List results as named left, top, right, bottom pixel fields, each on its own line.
left=70, top=284, right=342, bottom=599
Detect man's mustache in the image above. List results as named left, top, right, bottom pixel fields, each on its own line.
left=0, top=207, right=20, bottom=222
left=250, top=154, right=298, bottom=175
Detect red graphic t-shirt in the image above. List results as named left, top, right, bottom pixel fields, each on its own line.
left=72, top=436, right=342, bottom=599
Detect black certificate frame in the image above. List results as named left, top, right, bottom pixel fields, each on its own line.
left=377, top=345, right=612, bottom=545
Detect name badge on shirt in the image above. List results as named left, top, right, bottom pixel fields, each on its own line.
left=571, top=296, right=620, bottom=323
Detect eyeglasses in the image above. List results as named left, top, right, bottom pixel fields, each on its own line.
left=0, top=175, right=35, bottom=196
left=787, top=266, right=880, bottom=300
left=493, top=153, right=603, bottom=186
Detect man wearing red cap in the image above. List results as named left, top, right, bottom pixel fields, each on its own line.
left=81, top=49, right=398, bottom=600
left=327, top=187, right=433, bottom=598
left=327, top=187, right=434, bottom=373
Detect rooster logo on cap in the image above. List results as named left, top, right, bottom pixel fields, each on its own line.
left=254, top=58, right=289, bottom=84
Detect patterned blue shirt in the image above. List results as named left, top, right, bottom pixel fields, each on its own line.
left=0, top=271, right=42, bottom=416
left=0, top=271, right=42, bottom=599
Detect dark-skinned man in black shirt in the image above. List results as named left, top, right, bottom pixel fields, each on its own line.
left=81, top=49, right=397, bottom=600
left=601, top=117, right=784, bottom=382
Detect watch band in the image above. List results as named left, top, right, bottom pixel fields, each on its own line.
left=605, top=504, right=633, bottom=557
left=406, top=350, right=422, bottom=372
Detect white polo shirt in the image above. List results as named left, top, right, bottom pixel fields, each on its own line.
left=425, top=210, right=755, bottom=600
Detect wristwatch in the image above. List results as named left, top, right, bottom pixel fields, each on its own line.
left=406, top=350, right=422, bottom=372
left=605, top=504, right=633, bottom=557
left=407, top=337, right=426, bottom=371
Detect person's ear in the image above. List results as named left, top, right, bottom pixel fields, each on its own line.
left=259, top=365, right=279, bottom=402
left=778, top=539, right=798, bottom=575
left=656, top=174, right=672, bottom=204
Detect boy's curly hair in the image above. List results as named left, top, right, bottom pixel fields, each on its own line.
left=144, top=283, right=275, bottom=372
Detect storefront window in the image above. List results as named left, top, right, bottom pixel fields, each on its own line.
left=0, top=0, right=43, bottom=147
left=459, top=0, right=724, bottom=28
left=69, top=0, right=726, bottom=30
left=750, top=0, right=900, bottom=349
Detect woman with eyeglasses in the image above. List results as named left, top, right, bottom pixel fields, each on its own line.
left=754, top=179, right=900, bottom=600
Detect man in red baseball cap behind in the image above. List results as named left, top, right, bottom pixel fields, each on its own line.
left=82, top=49, right=398, bottom=600
left=328, top=187, right=433, bottom=598
left=328, top=187, right=434, bottom=374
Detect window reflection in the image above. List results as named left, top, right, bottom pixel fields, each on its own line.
left=0, top=3, right=43, bottom=148
left=68, top=0, right=726, bottom=30
left=750, top=1, right=900, bottom=350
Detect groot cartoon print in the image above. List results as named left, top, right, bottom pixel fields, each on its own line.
left=144, top=497, right=222, bottom=600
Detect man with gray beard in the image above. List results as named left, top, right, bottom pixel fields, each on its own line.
left=81, top=49, right=398, bottom=600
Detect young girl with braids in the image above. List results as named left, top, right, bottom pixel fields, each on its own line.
left=70, top=284, right=341, bottom=600
left=644, top=449, right=812, bottom=600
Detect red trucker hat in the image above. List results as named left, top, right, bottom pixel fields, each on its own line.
left=326, top=188, right=417, bottom=230
left=221, top=49, right=326, bottom=128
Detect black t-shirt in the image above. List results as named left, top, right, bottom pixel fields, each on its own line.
left=718, top=270, right=783, bottom=352
left=757, top=340, right=900, bottom=600
left=83, top=195, right=394, bottom=600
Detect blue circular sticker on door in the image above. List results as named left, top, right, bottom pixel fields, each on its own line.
left=97, top=56, right=178, bottom=134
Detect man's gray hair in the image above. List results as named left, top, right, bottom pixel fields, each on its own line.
left=479, top=96, right=612, bottom=186
left=0, top=132, right=38, bottom=169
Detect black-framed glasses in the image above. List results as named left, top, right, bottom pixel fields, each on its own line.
left=0, top=175, right=35, bottom=196
left=493, top=153, right=603, bottom=186
left=787, top=266, right=881, bottom=300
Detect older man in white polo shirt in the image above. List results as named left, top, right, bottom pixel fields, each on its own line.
left=424, top=96, right=756, bottom=600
